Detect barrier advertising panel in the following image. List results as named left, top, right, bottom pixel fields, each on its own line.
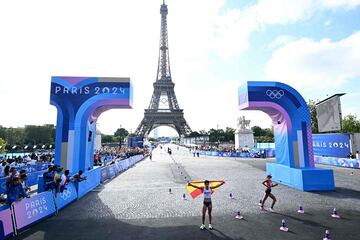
left=0, top=207, right=13, bottom=237
left=313, top=133, right=351, bottom=158
left=55, top=182, right=78, bottom=210
left=13, top=191, right=56, bottom=230
left=77, top=167, right=101, bottom=199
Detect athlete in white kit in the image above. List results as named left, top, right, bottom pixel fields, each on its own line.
left=188, top=180, right=225, bottom=230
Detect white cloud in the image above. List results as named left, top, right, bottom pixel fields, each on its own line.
left=324, top=20, right=332, bottom=26
left=267, top=35, right=295, bottom=50
left=264, top=32, right=360, bottom=89
left=320, top=0, right=360, bottom=10
left=210, top=0, right=360, bottom=58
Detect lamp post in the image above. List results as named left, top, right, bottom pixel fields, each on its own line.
left=24, top=145, right=28, bottom=157
left=12, top=145, right=17, bottom=159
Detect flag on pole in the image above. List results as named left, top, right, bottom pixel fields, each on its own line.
left=186, top=180, right=225, bottom=199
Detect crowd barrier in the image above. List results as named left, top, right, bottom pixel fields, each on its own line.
left=16, top=163, right=49, bottom=173
left=0, top=154, right=145, bottom=239
left=12, top=191, right=56, bottom=231
left=0, top=170, right=47, bottom=195
left=196, top=148, right=275, bottom=158
left=100, top=155, right=145, bottom=183
left=314, top=156, right=360, bottom=169
left=75, top=167, right=101, bottom=199
left=55, top=182, right=77, bottom=210
left=0, top=207, right=13, bottom=237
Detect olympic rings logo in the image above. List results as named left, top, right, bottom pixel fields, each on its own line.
left=60, top=187, right=72, bottom=200
left=266, top=89, right=284, bottom=99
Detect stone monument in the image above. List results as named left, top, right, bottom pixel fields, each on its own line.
left=235, top=116, right=255, bottom=149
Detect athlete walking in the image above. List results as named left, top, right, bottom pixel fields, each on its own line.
left=188, top=180, right=225, bottom=230
left=260, top=175, right=278, bottom=212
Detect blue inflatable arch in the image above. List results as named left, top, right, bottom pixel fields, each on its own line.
left=239, top=81, right=335, bottom=191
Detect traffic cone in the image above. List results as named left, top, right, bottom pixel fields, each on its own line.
left=258, top=199, right=262, bottom=206
left=169, top=188, right=172, bottom=194
left=331, top=208, right=340, bottom=218
left=279, top=219, right=288, bottom=232
left=323, top=229, right=331, bottom=240
left=297, top=205, right=304, bottom=214
left=182, top=193, right=187, bottom=200
left=229, top=193, right=233, bottom=199
left=235, top=210, right=244, bottom=219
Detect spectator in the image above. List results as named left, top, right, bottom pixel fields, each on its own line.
left=54, top=167, right=63, bottom=195
left=43, top=166, right=55, bottom=191
left=6, top=167, right=18, bottom=192
left=6, top=177, right=29, bottom=205
left=72, top=170, right=87, bottom=182
left=0, top=162, right=5, bottom=177
left=19, top=173, right=31, bottom=195
left=60, top=170, right=70, bottom=192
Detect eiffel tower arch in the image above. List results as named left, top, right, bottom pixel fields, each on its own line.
left=135, top=1, right=191, bottom=137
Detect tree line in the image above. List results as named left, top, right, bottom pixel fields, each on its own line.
left=0, top=124, right=56, bottom=153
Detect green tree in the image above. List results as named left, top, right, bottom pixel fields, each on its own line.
left=251, top=126, right=274, bottom=142
left=0, top=138, right=6, bottom=153
left=307, top=99, right=319, bottom=133
left=224, top=127, right=235, bottom=142
left=114, top=128, right=129, bottom=145
left=5, top=127, right=25, bottom=145
left=101, top=134, right=115, bottom=143
left=189, top=131, right=201, bottom=138
left=23, top=125, right=56, bottom=145
left=342, top=114, right=360, bottom=133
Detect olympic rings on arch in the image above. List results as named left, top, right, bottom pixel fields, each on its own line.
left=266, top=89, right=284, bottom=99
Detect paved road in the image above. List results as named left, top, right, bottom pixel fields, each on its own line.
left=15, top=145, right=360, bottom=240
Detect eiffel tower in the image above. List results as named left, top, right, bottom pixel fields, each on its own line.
left=135, top=1, right=192, bottom=137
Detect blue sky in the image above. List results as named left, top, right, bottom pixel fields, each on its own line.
left=0, top=0, right=359, bottom=136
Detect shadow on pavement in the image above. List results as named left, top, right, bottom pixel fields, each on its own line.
left=13, top=193, right=241, bottom=240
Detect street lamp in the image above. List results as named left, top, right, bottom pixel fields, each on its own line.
left=24, top=145, right=28, bottom=157
left=12, top=145, right=17, bottom=158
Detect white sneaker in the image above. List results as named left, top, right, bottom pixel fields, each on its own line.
left=208, top=224, right=213, bottom=230
left=200, top=224, right=205, bottom=230
left=269, top=208, right=275, bottom=212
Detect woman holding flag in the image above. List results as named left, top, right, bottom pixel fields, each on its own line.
left=187, top=180, right=225, bottom=230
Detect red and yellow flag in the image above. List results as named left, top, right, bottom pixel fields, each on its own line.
left=185, top=180, right=224, bottom=199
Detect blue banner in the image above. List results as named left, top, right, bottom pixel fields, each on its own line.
left=100, top=168, right=109, bottom=183
left=312, top=133, right=351, bottom=158
left=197, top=149, right=274, bottom=158
left=108, top=165, right=116, bottom=179
left=13, top=191, right=56, bottom=230
left=55, top=182, right=78, bottom=210
left=314, top=156, right=360, bottom=169
left=76, top=167, right=101, bottom=199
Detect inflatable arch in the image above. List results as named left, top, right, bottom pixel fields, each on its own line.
left=239, top=81, right=335, bottom=191
left=50, top=77, right=133, bottom=173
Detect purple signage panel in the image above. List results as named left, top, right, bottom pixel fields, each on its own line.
left=0, top=207, right=13, bottom=237
left=13, top=191, right=56, bottom=230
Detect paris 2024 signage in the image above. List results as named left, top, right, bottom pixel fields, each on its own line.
left=239, top=81, right=335, bottom=191
left=50, top=77, right=133, bottom=173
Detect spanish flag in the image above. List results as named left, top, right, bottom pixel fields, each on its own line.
left=186, top=180, right=225, bottom=199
